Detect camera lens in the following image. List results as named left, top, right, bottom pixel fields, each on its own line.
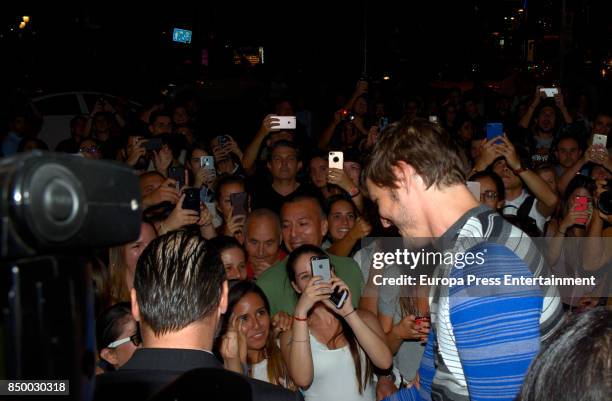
left=333, top=157, right=339, bottom=163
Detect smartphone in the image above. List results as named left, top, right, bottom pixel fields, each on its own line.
left=540, top=87, right=559, bottom=97
left=593, top=134, right=608, bottom=147
left=414, top=316, right=430, bottom=325
left=200, top=186, right=215, bottom=203
left=574, top=196, right=589, bottom=225
left=200, top=155, right=215, bottom=170
left=168, top=166, right=185, bottom=190
left=428, top=115, right=438, bottom=123
left=466, top=181, right=481, bottom=202
left=217, top=135, right=229, bottom=147
left=230, top=192, right=248, bottom=217
left=310, top=255, right=348, bottom=309
left=329, top=151, right=344, bottom=170
left=486, top=122, right=504, bottom=144
left=271, top=116, right=297, bottom=130
left=182, top=188, right=201, bottom=214
left=144, top=137, right=163, bottom=151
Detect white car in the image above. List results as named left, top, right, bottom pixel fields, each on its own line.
left=32, top=92, right=140, bottom=151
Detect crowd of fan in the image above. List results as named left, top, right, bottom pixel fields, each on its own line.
left=1, top=79, right=611, bottom=401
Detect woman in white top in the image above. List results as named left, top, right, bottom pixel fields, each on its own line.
left=281, top=244, right=392, bottom=401
left=219, top=281, right=295, bottom=389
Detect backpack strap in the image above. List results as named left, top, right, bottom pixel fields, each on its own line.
left=517, top=195, right=536, bottom=221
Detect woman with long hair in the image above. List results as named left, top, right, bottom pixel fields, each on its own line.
left=108, top=221, right=157, bottom=303
left=218, top=281, right=294, bottom=389
left=280, top=244, right=392, bottom=401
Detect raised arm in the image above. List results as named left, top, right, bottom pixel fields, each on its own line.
left=242, top=115, right=279, bottom=175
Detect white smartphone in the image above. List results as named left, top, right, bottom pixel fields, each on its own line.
left=429, top=115, right=438, bottom=123
left=540, top=87, right=559, bottom=97
left=329, top=151, right=344, bottom=170
left=310, top=255, right=347, bottom=309
left=271, top=116, right=296, bottom=130
left=593, top=134, right=608, bottom=147
left=466, top=181, right=481, bottom=202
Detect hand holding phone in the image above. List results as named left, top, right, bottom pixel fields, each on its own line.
left=270, top=116, right=296, bottom=130
left=182, top=188, right=201, bottom=214
left=539, top=87, right=559, bottom=97
left=310, top=256, right=347, bottom=309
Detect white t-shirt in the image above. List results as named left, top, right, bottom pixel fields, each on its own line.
left=503, top=190, right=548, bottom=232
left=303, top=333, right=375, bottom=401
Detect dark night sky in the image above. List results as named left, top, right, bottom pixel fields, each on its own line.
left=1, top=1, right=611, bottom=101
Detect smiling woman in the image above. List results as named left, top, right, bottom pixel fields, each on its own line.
left=217, top=281, right=296, bottom=390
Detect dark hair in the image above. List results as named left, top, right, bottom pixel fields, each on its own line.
left=560, top=175, right=595, bottom=217
left=185, top=139, right=210, bottom=165
left=285, top=244, right=326, bottom=283
left=219, top=281, right=295, bottom=389
left=325, top=194, right=358, bottom=217
left=133, top=231, right=226, bottom=335
left=553, top=133, right=586, bottom=154
left=96, top=302, right=133, bottom=352
left=517, top=307, right=611, bottom=401
left=17, top=138, right=49, bottom=152
left=70, top=115, right=87, bottom=129
left=215, top=174, right=246, bottom=202
left=209, top=235, right=246, bottom=259
left=267, top=139, right=301, bottom=162
left=470, top=171, right=506, bottom=202
left=149, top=111, right=172, bottom=125
left=365, top=118, right=467, bottom=190
left=285, top=244, right=373, bottom=393
left=281, top=194, right=325, bottom=220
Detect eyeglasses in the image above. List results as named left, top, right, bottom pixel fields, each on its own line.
left=106, top=332, right=141, bottom=349
left=481, top=190, right=498, bottom=201
left=80, top=145, right=99, bottom=154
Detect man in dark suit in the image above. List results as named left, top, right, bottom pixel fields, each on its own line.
left=94, top=230, right=302, bottom=401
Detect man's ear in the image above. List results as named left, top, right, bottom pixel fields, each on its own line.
left=100, top=348, right=118, bottom=366
left=219, top=280, right=229, bottom=315
left=267, top=161, right=272, bottom=171
left=393, top=161, right=417, bottom=190
left=321, top=217, right=329, bottom=238
left=297, top=161, right=303, bottom=172
left=131, top=288, right=140, bottom=323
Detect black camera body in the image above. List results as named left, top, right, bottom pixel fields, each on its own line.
left=598, top=179, right=612, bottom=215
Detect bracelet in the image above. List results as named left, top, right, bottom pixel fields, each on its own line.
left=159, top=221, right=167, bottom=235
left=291, top=338, right=310, bottom=343
left=343, top=309, right=357, bottom=319
left=293, top=315, right=308, bottom=322
left=348, top=186, right=360, bottom=197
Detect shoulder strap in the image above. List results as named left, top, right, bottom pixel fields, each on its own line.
left=517, top=195, right=536, bottom=220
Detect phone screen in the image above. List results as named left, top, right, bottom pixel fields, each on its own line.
left=486, top=123, right=503, bottom=142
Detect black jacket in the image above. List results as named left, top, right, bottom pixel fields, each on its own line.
left=94, top=348, right=303, bottom=401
